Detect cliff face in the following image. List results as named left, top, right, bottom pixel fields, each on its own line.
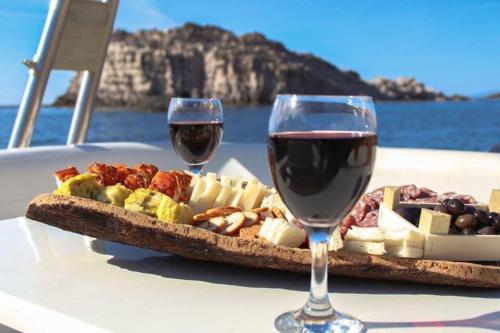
left=55, top=23, right=458, bottom=110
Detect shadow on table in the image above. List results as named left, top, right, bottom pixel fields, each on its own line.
left=93, top=240, right=499, bottom=299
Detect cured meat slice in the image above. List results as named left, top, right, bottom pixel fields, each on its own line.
left=54, top=166, right=80, bottom=183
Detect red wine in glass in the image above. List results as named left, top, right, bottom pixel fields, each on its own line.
left=268, top=131, right=376, bottom=226
left=169, top=121, right=224, bottom=166
left=167, top=98, right=224, bottom=174
left=268, top=95, right=377, bottom=333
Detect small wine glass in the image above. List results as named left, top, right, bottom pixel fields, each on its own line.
left=168, top=98, right=224, bottom=174
left=268, top=95, right=377, bottom=333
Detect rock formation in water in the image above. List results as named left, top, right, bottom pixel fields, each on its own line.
left=54, top=23, right=462, bottom=110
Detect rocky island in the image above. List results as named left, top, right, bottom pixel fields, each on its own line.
left=55, top=23, right=464, bottom=111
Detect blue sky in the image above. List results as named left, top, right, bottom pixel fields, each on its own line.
left=0, top=0, right=499, bottom=105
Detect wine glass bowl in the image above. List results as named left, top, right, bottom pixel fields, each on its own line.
left=168, top=98, right=224, bottom=174
left=268, top=95, right=377, bottom=332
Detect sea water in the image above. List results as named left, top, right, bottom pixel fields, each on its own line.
left=0, top=100, right=499, bottom=152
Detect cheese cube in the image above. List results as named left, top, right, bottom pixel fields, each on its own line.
left=418, top=208, right=451, bottom=235
left=489, top=189, right=500, bottom=213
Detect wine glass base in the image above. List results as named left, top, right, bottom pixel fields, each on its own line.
left=274, top=309, right=365, bottom=333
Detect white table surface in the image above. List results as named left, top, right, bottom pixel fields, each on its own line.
left=0, top=217, right=498, bottom=333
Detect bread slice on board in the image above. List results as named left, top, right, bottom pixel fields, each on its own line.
left=26, top=193, right=500, bottom=288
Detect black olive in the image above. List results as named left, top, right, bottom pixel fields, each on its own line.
left=448, top=225, right=460, bottom=234
left=477, top=226, right=495, bottom=235
left=492, top=216, right=500, bottom=233
left=434, top=204, right=449, bottom=214
left=442, top=198, right=451, bottom=206
left=446, top=199, right=466, bottom=215
left=465, top=206, right=476, bottom=214
left=454, top=214, right=477, bottom=229
left=407, top=208, right=422, bottom=226
left=473, top=210, right=489, bottom=227
left=461, top=227, right=476, bottom=235
left=487, top=212, right=499, bottom=224
left=394, top=208, right=412, bottom=222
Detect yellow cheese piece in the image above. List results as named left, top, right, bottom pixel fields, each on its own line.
left=382, top=186, right=400, bottom=210
left=489, top=189, right=500, bottom=213
left=227, top=188, right=244, bottom=207
left=220, top=175, right=232, bottom=187
left=231, top=176, right=243, bottom=188
left=206, top=172, right=217, bottom=181
left=418, top=208, right=451, bottom=235
left=188, top=177, right=206, bottom=206
left=213, top=185, right=232, bottom=208
left=191, top=180, right=222, bottom=214
left=239, top=182, right=261, bottom=210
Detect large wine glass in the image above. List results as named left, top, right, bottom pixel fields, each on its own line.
left=168, top=98, right=224, bottom=174
left=268, top=95, right=377, bottom=333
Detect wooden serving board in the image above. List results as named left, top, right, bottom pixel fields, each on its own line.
left=26, top=193, right=500, bottom=289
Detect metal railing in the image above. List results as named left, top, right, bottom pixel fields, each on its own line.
left=8, top=0, right=119, bottom=149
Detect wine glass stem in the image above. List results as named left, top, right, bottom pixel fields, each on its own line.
left=304, top=226, right=334, bottom=318
left=188, top=164, right=205, bottom=175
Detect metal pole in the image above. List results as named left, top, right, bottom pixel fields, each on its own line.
left=8, top=0, right=72, bottom=149
left=67, top=0, right=119, bottom=145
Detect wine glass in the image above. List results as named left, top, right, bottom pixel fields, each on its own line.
left=268, top=95, right=377, bottom=333
left=168, top=98, right=224, bottom=174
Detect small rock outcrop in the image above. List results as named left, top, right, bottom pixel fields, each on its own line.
left=55, top=23, right=461, bottom=110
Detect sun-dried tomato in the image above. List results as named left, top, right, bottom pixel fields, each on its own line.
left=124, top=173, right=147, bottom=190
left=54, top=166, right=80, bottom=183
left=149, top=171, right=181, bottom=199
left=134, top=164, right=159, bottom=186
left=87, top=162, right=118, bottom=186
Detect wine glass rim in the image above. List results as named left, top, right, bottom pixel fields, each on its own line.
left=276, top=94, right=373, bottom=101
left=171, top=97, right=221, bottom=102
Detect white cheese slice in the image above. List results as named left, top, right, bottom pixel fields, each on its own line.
left=255, top=183, right=268, bottom=208
left=259, top=217, right=276, bottom=239
left=345, top=227, right=385, bottom=242
left=231, top=176, right=243, bottom=188
left=191, top=180, right=221, bottom=214
left=239, top=182, right=261, bottom=210
left=206, top=172, right=217, bottom=181
left=386, top=246, right=423, bottom=259
left=188, top=176, right=205, bottom=206
left=328, top=227, right=343, bottom=251
left=383, top=228, right=425, bottom=249
left=271, top=221, right=306, bottom=248
left=343, top=240, right=386, bottom=255
left=220, top=175, right=232, bottom=187
left=227, top=188, right=244, bottom=208
left=213, top=185, right=232, bottom=208
left=247, top=176, right=259, bottom=184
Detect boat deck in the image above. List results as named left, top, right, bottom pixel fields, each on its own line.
left=0, top=142, right=499, bottom=332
